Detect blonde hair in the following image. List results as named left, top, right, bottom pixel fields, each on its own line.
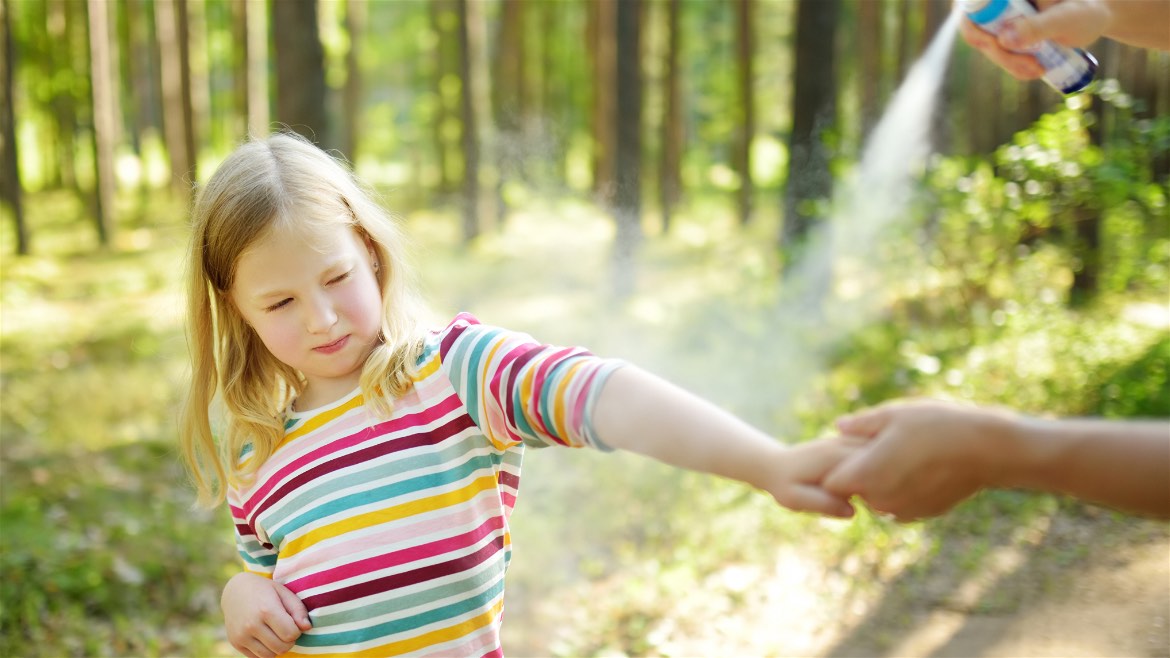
left=180, top=132, right=427, bottom=507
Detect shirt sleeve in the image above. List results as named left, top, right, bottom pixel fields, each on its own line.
left=430, top=313, right=625, bottom=451
left=228, top=486, right=278, bottom=578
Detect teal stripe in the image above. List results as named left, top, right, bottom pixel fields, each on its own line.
left=297, top=574, right=506, bottom=647
left=237, top=546, right=277, bottom=568
left=263, top=438, right=492, bottom=535
left=268, top=453, right=498, bottom=545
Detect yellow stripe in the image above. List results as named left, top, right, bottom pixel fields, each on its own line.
left=281, top=394, right=366, bottom=447
left=286, top=596, right=505, bottom=658
left=551, top=360, right=583, bottom=440
left=413, top=351, right=440, bottom=381
left=279, top=475, right=500, bottom=559
left=242, top=567, right=273, bottom=579
left=482, top=339, right=514, bottom=451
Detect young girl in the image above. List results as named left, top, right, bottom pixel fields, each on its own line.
left=181, top=132, right=861, bottom=658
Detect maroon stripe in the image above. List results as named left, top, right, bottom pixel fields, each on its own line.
left=249, top=412, right=477, bottom=527
left=496, top=471, right=519, bottom=490
left=300, top=533, right=506, bottom=611
left=439, top=318, right=472, bottom=359
left=495, top=345, right=541, bottom=438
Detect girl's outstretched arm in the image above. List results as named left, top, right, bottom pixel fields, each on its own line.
left=221, top=572, right=313, bottom=658
left=590, top=365, right=861, bottom=517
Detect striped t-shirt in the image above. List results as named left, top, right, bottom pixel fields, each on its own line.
left=227, top=314, right=623, bottom=656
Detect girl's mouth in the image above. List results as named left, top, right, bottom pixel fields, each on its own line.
left=314, top=335, right=350, bottom=354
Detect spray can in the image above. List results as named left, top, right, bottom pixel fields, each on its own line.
left=960, top=0, right=1098, bottom=94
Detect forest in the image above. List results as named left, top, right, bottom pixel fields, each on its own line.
left=1, top=0, right=1168, bottom=656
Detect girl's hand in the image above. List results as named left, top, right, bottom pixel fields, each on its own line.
left=221, top=571, right=312, bottom=658
left=764, top=435, right=869, bottom=518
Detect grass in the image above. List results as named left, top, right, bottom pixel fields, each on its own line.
left=2, top=180, right=1168, bottom=656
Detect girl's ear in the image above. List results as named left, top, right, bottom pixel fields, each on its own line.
left=357, top=227, right=377, bottom=263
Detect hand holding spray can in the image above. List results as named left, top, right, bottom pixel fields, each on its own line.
left=959, top=0, right=1098, bottom=94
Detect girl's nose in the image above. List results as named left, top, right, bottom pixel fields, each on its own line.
left=304, top=294, right=338, bottom=334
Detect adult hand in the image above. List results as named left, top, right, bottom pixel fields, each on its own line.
left=822, top=400, right=1014, bottom=521
left=959, top=0, right=1110, bottom=79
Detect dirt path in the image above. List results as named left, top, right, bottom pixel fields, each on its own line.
left=822, top=508, right=1170, bottom=658
left=504, top=502, right=1170, bottom=657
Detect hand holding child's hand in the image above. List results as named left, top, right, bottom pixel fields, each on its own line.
left=762, top=435, right=869, bottom=518
left=221, top=572, right=312, bottom=658
left=822, top=400, right=1010, bottom=521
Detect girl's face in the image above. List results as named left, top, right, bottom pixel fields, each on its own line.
left=230, top=225, right=383, bottom=409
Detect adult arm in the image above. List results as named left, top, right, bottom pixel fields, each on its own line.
left=591, top=365, right=862, bottom=518
left=822, top=399, right=1170, bottom=520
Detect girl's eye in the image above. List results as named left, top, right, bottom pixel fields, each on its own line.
left=328, top=271, right=353, bottom=285
left=266, top=298, right=292, bottom=312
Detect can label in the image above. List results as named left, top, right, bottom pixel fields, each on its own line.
left=962, top=0, right=1097, bottom=94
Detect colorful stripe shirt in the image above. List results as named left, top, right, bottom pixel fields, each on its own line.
left=227, top=313, right=624, bottom=656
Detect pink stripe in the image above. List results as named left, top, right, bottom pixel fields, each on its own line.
left=286, top=513, right=506, bottom=593
left=276, top=496, right=499, bottom=581
left=566, top=368, right=597, bottom=442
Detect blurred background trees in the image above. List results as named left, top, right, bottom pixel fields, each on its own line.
left=1, top=1, right=1167, bottom=656
left=4, top=0, right=1166, bottom=264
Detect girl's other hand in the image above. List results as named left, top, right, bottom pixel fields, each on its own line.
left=221, top=571, right=313, bottom=658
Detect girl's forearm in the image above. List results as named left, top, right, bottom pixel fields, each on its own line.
left=590, top=365, right=785, bottom=490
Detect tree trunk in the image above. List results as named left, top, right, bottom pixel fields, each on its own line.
left=0, top=0, right=27, bottom=254
left=88, top=0, right=117, bottom=246
left=456, top=0, right=480, bottom=242
left=781, top=0, right=839, bottom=249
left=920, top=0, right=947, bottom=54
left=659, top=0, right=682, bottom=233
left=613, top=0, right=643, bottom=296
left=245, top=0, right=269, bottom=137
left=430, top=0, right=455, bottom=195
left=230, top=0, right=248, bottom=141
left=589, top=0, right=617, bottom=207
left=273, top=0, right=328, bottom=146
left=155, top=0, right=196, bottom=195
left=967, top=55, right=1002, bottom=154
left=894, top=0, right=913, bottom=84
left=341, top=0, right=364, bottom=163
left=1151, top=50, right=1170, bottom=180
left=1070, top=42, right=1114, bottom=307
left=125, top=0, right=160, bottom=165
left=857, top=0, right=884, bottom=138
left=186, top=0, right=209, bottom=152
left=48, top=0, right=79, bottom=190
left=493, top=0, right=523, bottom=223
left=922, top=0, right=949, bottom=152
left=734, top=0, right=754, bottom=225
